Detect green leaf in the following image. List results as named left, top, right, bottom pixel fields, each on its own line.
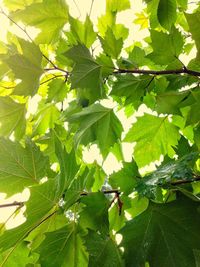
left=85, top=230, right=123, bottom=267
left=177, top=0, right=187, bottom=9
left=3, top=0, right=40, bottom=11
left=128, top=46, right=152, bottom=67
left=0, top=138, right=49, bottom=196
left=80, top=192, right=110, bottom=234
left=185, top=12, right=200, bottom=58
left=0, top=178, right=60, bottom=253
left=47, top=79, right=69, bottom=103
left=68, top=103, right=123, bottom=156
left=99, top=28, right=123, bottom=59
left=36, top=223, right=88, bottom=267
left=0, top=241, right=37, bottom=267
left=11, top=0, right=69, bottom=44
left=155, top=90, right=190, bottom=115
left=111, top=74, right=154, bottom=107
left=54, top=136, right=79, bottom=194
left=120, top=194, right=200, bottom=267
left=0, top=97, right=26, bottom=139
left=5, top=39, right=43, bottom=96
left=124, top=114, right=180, bottom=167
left=157, top=0, right=177, bottom=30
left=66, top=44, right=102, bottom=91
left=136, top=153, right=198, bottom=198
left=109, top=162, right=138, bottom=195
left=106, top=0, right=130, bottom=12
left=33, top=103, right=60, bottom=135
left=148, top=28, right=183, bottom=65
left=68, top=15, right=96, bottom=48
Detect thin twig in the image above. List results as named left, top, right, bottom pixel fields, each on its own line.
left=80, top=189, right=120, bottom=196
left=170, top=176, right=200, bottom=186
left=0, top=201, right=24, bottom=209
left=40, top=74, right=66, bottom=85
left=44, top=67, right=68, bottom=74
left=89, top=0, right=95, bottom=17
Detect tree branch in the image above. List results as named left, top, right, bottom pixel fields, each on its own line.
left=0, top=201, right=24, bottom=209
left=114, top=67, right=200, bottom=77
left=170, top=175, right=200, bottom=186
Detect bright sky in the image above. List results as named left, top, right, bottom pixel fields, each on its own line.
left=0, top=0, right=198, bottom=229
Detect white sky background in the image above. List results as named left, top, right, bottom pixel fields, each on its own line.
left=0, top=0, right=198, bottom=228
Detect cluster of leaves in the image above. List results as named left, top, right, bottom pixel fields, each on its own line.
left=0, top=0, right=200, bottom=266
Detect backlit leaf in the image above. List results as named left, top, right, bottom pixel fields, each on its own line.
left=11, top=0, right=69, bottom=44
left=0, top=97, right=26, bottom=139
left=0, top=138, right=49, bottom=196
left=124, top=114, right=180, bottom=167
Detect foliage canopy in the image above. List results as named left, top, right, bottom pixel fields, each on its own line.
left=0, top=0, right=200, bottom=266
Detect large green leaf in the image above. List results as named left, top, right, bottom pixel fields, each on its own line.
left=120, top=194, right=200, bottom=267
left=124, top=114, right=180, bottom=167
left=66, top=44, right=102, bottom=91
left=0, top=97, right=26, bottom=139
left=5, top=39, right=43, bottom=96
left=148, top=28, right=183, bottom=65
left=68, top=103, right=123, bottom=156
left=85, top=230, right=123, bottom=267
left=111, top=74, right=154, bottom=107
left=0, top=178, right=60, bottom=254
left=157, top=0, right=177, bottom=30
left=36, top=223, right=88, bottom=267
left=0, top=138, right=49, bottom=196
left=11, top=0, right=68, bottom=44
